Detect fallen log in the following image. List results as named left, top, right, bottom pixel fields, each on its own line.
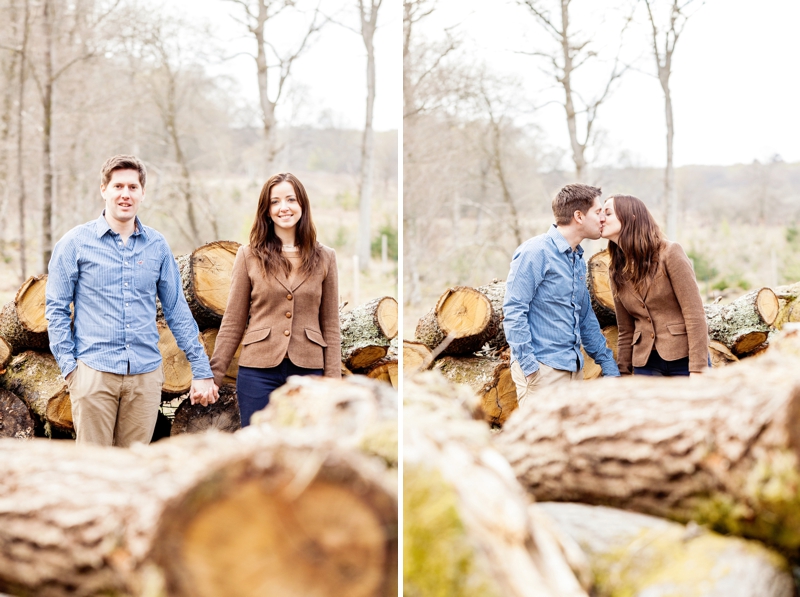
left=402, top=340, right=433, bottom=373
left=0, top=350, right=72, bottom=434
left=536, top=502, right=794, bottom=597
left=365, top=357, right=398, bottom=388
left=404, top=373, right=590, bottom=597
left=0, top=431, right=397, bottom=597
left=157, top=320, right=192, bottom=399
left=415, top=286, right=499, bottom=356
left=198, top=327, right=240, bottom=386
left=433, top=355, right=517, bottom=426
left=475, top=280, right=507, bottom=351
left=177, top=240, right=240, bottom=330
left=581, top=325, right=618, bottom=380
left=15, top=274, right=49, bottom=334
left=0, top=337, right=10, bottom=374
left=705, top=287, right=780, bottom=355
left=0, top=301, right=50, bottom=354
left=340, top=296, right=397, bottom=370
left=495, top=328, right=800, bottom=555
left=170, top=384, right=240, bottom=436
left=586, top=250, right=617, bottom=329
left=709, top=339, right=739, bottom=367
left=0, top=388, right=35, bottom=439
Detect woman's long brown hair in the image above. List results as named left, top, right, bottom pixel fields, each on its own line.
left=250, top=172, right=319, bottom=277
left=607, top=195, right=664, bottom=295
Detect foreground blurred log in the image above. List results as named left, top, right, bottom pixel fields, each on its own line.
left=1, top=350, right=72, bottom=434
left=340, top=296, right=398, bottom=370
left=15, top=274, right=49, bottom=334
left=705, top=287, right=780, bottom=355
left=0, top=301, right=50, bottom=354
left=176, top=240, right=240, bottom=330
left=0, top=388, right=34, bottom=439
left=537, top=502, right=794, bottom=597
left=433, top=355, right=517, bottom=426
left=0, top=431, right=397, bottom=597
left=495, top=329, right=800, bottom=555
left=586, top=250, right=617, bottom=329
left=170, top=384, right=240, bottom=436
left=404, top=373, right=590, bottom=597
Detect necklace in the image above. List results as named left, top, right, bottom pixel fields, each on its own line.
left=283, top=244, right=296, bottom=249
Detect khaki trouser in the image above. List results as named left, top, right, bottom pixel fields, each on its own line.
left=67, top=360, right=164, bottom=447
left=510, top=360, right=583, bottom=408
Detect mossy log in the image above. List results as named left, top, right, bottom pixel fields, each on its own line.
left=415, top=286, right=499, bottom=357
left=0, top=350, right=72, bottom=433
left=704, top=287, right=779, bottom=355
left=586, top=250, right=617, bottom=329
left=249, top=375, right=398, bottom=467
left=495, top=328, right=800, bottom=556
left=157, top=320, right=193, bottom=398
left=403, top=373, right=590, bottom=597
left=0, top=431, right=397, bottom=597
left=170, top=384, right=240, bottom=436
left=15, top=274, right=49, bottom=333
left=0, top=337, right=11, bottom=374
left=340, top=296, right=397, bottom=370
left=177, top=240, right=241, bottom=330
left=198, top=328, right=240, bottom=386
left=433, top=355, right=517, bottom=426
left=403, top=340, right=433, bottom=374
left=581, top=326, right=619, bottom=380
left=537, top=502, right=794, bottom=597
left=0, top=388, right=35, bottom=439
left=0, top=301, right=50, bottom=354
left=475, top=280, right=508, bottom=351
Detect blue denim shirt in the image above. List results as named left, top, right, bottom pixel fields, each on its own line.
left=45, top=213, right=213, bottom=379
left=503, top=225, right=619, bottom=377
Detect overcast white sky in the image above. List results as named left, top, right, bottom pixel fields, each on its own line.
left=416, top=0, right=800, bottom=168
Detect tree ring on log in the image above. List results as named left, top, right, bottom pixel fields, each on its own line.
left=731, top=331, right=769, bottom=356
left=158, top=321, right=193, bottom=398
left=435, top=287, right=491, bottom=338
left=15, top=274, right=48, bottom=333
left=756, top=287, right=780, bottom=326
left=376, top=297, right=398, bottom=339
left=192, top=241, right=240, bottom=317
left=349, top=346, right=389, bottom=370
left=402, top=341, right=432, bottom=373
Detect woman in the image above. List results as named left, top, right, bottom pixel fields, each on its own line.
left=601, top=194, right=708, bottom=376
left=211, top=172, right=341, bottom=426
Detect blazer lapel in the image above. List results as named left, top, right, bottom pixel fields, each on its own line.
left=273, top=270, right=292, bottom=293
left=290, top=269, right=312, bottom=292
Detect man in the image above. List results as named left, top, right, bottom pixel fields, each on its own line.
left=46, top=155, right=218, bottom=447
left=503, top=183, right=620, bottom=406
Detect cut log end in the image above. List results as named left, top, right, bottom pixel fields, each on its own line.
left=366, top=361, right=398, bottom=388
left=731, top=331, right=769, bottom=356
left=15, top=274, right=49, bottom=334
left=480, top=367, right=517, bottom=426
left=191, top=241, right=241, bottom=317
left=436, top=287, right=492, bottom=338
left=376, top=297, right=398, bottom=340
left=349, top=346, right=389, bottom=370
left=159, top=322, right=193, bottom=397
left=402, top=342, right=432, bottom=374
left=709, top=340, right=738, bottom=367
left=756, top=287, right=780, bottom=326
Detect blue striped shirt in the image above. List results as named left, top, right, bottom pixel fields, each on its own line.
left=45, top=213, right=213, bottom=379
left=503, top=225, right=619, bottom=377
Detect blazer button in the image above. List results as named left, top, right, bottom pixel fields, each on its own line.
left=287, top=294, right=293, bottom=300
left=284, top=330, right=290, bottom=336
left=640, top=302, right=645, bottom=307
left=647, top=317, right=651, bottom=322
left=285, top=312, right=292, bottom=318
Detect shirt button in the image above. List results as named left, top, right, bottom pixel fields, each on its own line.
left=126, top=344, right=130, bottom=348
left=126, top=303, right=130, bottom=307
left=287, top=294, right=293, bottom=300
left=284, top=330, right=290, bottom=336
left=285, top=312, right=292, bottom=318
left=640, top=302, right=645, bottom=307
left=126, top=324, right=130, bottom=328
left=124, top=283, right=128, bottom=287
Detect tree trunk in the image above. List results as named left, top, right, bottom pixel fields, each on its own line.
left=170, top=384, right=240, bottom=436
left=0, top=350, right=71, bottom=434
left=176, top=240, right=240, bottom=330
left=0, top=432, right=397, bottom=597
left=433, top=355, right=517, bottom=427
left=536, top=502, right=795, bottom=597
left=0, top=300, right=50, bottom=354
left=198, top=327, right=240, bottom=386
left=41, top=0, right=55, bottom=272
left=341, top=296, right=397, bottom=370
left=415, top=286, right=498, bottom=356
left=581, top=325, right=618, bottom=380
left=15, top=273, right=48, bottom=333
left=157, top=320, right=193, bottom=399
left=705, top=287, right=779, bottom=355
left=0, top=388, right=35, bottom=439
left=402, top=340, right=433, bottom=373
left=404, top=372, right=590, bottom=597
left=15, top=0, right=30, bottom=282
left=495, top=329, right=800, bottom=555
left=586, top=250, right=617, bottom=328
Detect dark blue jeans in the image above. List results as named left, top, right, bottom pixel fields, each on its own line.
left=634, top=350, right=710, bottom=376
left=237, top=359, right=323, bottom=427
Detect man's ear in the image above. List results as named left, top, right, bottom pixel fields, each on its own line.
left=573, top=210, right=584, bottom=224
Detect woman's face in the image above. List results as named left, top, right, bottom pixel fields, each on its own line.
left=269, top=180, right=303, bottom=232
left=601, top=198, right=622, bottom=243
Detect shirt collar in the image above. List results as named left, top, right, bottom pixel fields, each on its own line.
left=95, top=211, right=147, bottom=239
left=547, top=224, right=583, bottom=256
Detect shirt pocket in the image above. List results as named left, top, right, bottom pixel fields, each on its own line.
left=631, top=331, right=642, bottom=345
left=243, top=327, right=271, bottom=346
left=134, top=259, right=161, bottom=293
left=305, top=328, right=327, bottom=347
left=667, top=323, right=687, bottom=336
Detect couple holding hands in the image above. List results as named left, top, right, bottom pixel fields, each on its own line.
left=504, top=183, right=708, bottom=406
left=45, top=155, right=340, bottom=447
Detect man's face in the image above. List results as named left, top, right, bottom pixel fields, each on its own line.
left=578, top=195, right=606, bottom=240
left=101, top=169, right=144, bottom=228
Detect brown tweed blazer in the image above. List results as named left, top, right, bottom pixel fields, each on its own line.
left=210, top=244, right=342, bottom=386
left=611, top=240, right=709, bottom=374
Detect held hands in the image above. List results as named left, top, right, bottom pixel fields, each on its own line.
left=189, top=378, right=219, bottom=407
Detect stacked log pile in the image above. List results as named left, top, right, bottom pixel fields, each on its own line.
left=0, top=373, right=397, bottom=597
left=0, top=240, right=398, bottom=439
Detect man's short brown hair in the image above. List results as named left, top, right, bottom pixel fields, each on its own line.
left=100, top=155, right=146, bottom=189
left=551, top=183, right=602, bottom=226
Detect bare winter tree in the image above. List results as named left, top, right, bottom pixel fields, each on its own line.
left=643, top=0, right=703, bottom=240
left=517, top=0, right=633, bottom=181
left=224, top=0, right=326, bottom=171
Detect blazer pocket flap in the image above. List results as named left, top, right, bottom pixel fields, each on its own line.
left=667, top=323, right=687, bottom=335
left=305, top=328, right=328, bottom=347
left=243, top=327, right=271, bottom=345
left=631, top=331, right=642, bottom=345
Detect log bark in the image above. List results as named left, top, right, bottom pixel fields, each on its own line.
left=433, top=355, right=517, bottom=426
left=198, top=328, right=240, bottom=386
left=402, top=340, right=433, bottom=373
left=0, top=431, right=397, bottom=597
left=415, top=286, right=499, bottom=356
left=536, top=502, right=794, bottom=597
left=0, top=336, right=11, bottom=374
left=475, top=280, right=508, bottom=351
left=495, top=328, right=800, bottom=555
left=704, top=287, right=779, bottom=355
left=586, top=250, right=617, bottom=329
left=177, top=240, right=241, bottom=330
left=0, top=301, right=49, bottom=354
left=158, top=320, right=193, bottom=398
left=404, top=372, right=590, bottom=597
left=15, top=273, right=48, bottom=333
left=170, top=384, right=240, bottom=436
left=0, top=350, right=72, bottom=434
left=0, top=388, right=35, bottom=439
left=340, top=296, right=397, bottom=370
